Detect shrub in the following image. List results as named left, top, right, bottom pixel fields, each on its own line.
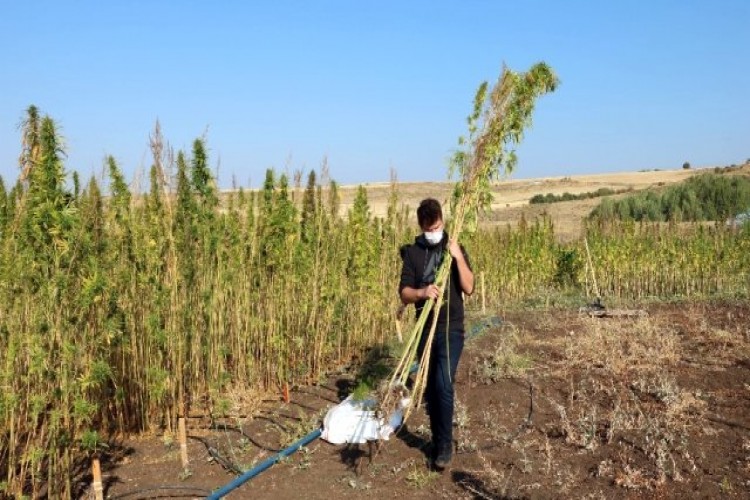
left=589, top=173, right=750, bottom=222
left=529, top=187, right=626, bottom=205
left=554, top=248, right=582, bottom=287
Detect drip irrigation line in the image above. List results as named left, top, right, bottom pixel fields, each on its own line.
left=252, top=414, right=292, bottom=433
left=188, top=435, right=243, bottom=475
left=505, top=380, right=534, bottom=442
left=206, top=428, right=322, bottom=499
left=258, top=409, right=304, bottom=421
left=182, top=412, right=252, bottom=420
left=203, top=396, right=329, bottom=489
left=286, top=399, right=318, bottom=412
left=291, top=387, right=340, bottom=403
left=316, top=385, right=341, bottom=396
left=208, top=422, right=281, bottom=453
left=108, top=485, right=212, bottom=499
left=705, top=414, right=750, bottom=432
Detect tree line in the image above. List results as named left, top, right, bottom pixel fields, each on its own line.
left=589, top=174, right=750, bottom=222
left=529, top=187, right=631, bottom=204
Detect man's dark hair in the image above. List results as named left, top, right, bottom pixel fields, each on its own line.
left=417, top=198, right=443, bottom=228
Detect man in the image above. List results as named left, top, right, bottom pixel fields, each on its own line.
left=399, top=198, right=474, bottom=469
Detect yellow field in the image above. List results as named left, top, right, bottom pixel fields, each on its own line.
left=325, top=164, right=749, bottom=241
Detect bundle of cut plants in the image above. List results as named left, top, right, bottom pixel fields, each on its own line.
left=379, top=62, right=558, bottom=426
left=320, top=62, right=557, bottom=445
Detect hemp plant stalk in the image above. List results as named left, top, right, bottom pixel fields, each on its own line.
left=382, top=62, right=558, bottom=423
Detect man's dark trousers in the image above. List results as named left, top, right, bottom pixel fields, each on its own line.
left=419, top=328, right=464, bottom=455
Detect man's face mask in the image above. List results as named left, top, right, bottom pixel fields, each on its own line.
left=423, top=221, right=444, bottom=246
left=424, top=229, right=443, bottom=245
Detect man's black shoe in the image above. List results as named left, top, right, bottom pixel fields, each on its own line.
left=433, top=444, right=452, bottom=470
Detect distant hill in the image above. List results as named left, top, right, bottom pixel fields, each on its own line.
left=341, top=163, right=748, bottom=241
left=228, top=162, right=750, bottom=242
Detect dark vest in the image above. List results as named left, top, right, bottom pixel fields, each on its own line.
left=398, top=233, right=470, bottom=334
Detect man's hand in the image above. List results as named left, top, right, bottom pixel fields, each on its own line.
left=400, top=284, right=441, bottom=304
left=447, top=238, right=464, bottom=262
left=448, top=238, right=475, bottom=295
left=421, top=284, right=440, bottom=300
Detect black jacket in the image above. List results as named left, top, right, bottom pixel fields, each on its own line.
left=398, top=232, right=472, bottom=333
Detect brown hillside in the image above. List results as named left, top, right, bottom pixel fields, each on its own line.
left=236, top=162, right=750, bottom=243
left=336, top=164, right=749, bottom=242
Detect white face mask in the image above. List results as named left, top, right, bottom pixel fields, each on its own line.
left=424, top=229, right=444, bottom=246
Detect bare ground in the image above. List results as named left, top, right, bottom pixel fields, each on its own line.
left=94, top=299, right=750, bottom=499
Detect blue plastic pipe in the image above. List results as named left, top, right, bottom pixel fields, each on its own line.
left=206, top=428, right=322, bottom=499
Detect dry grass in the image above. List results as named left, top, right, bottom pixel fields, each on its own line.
left=471, top=326, right=533, bottom=384
left=542, top=314, right=713, bottom=489
left=561, top=316, right=681, bottom=377
left=464, top=308, right=745, bottom=496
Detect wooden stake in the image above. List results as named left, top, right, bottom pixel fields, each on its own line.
left=584, top=237, right=600, bottom=300
left=178, top=417, right=189, bottom=468
left=283, top=382, right=290, bottom=404
left=91, top=458, right=104, bottom=500
left=395, top=304, right=405, bottom=342
left=481, top=271, right=486, bottom=315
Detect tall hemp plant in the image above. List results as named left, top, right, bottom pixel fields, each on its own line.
left=382, top=63, right=558, bottom=422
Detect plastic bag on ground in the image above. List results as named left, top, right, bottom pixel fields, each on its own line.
left=321, top=395, right=410, bottom=444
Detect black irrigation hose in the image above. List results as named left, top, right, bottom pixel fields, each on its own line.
left=108, top=485, right=212, bottom=499
left=292, top=387, right=340, bottom=403
left=706, top=413, right=750, bottom=432
left=203, top=411, right=321, bottom=476
left=315, top=384, right=339, bottom=393
left=209, top=450, right=243, bottom=475
left=208, top=422, right=281, bottom=453
left=258, top=409, right=304, bottom=421
left=189, top=435, right=244, bottom=475
left=252, top=414, right=293, bottom=433
left=286, top=399, right=318, bottom=412
left=204, top=402, right=325, bottom=474
left=505, top=380, right=534, bottom=442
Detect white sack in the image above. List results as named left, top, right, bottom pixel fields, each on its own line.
left=321, top=395, right=410, bottom=444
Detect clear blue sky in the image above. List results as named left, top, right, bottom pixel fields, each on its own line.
left=1, top=1, right=748, bottom=188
